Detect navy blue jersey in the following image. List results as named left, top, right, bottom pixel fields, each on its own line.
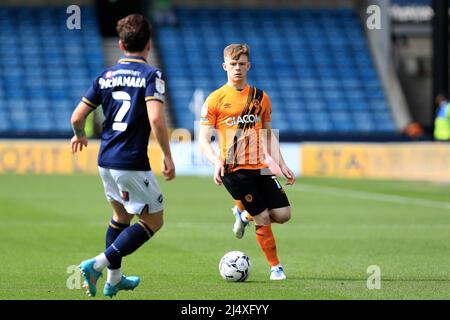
left=82, top=55, right=165, bottom=171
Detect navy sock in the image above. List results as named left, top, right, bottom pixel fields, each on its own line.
left=106, top=219, right=130, bottom=269
left=105, top=221, right=154, bottom=268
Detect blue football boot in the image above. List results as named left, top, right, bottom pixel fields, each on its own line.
left=79, top=258, right=103, bottom=297
left=103, top=275, right=141, bottom=298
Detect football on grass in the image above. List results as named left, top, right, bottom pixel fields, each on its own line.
left=219, top=251, right=252, bottom=282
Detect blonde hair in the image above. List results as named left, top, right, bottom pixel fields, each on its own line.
left=223, top=44, right=250, bottom=60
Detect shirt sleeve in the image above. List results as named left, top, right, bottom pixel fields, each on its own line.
left=262, top=92, right=272, bottom=123
left=199, top=94, right=217, bottom=126
left=145, top=70, right=165, bottom=103
left=82, top=77, right=101, bottom=109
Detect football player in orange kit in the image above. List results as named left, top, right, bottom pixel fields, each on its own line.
left=199, top=44, right=295, bottom=280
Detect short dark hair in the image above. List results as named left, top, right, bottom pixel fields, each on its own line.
left=116, top=14, right=152, bottom=52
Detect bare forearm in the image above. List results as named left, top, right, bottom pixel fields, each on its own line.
left=200, top=139, right=220, bottom=165
left=266, top=129, right=286, bottom=166
left=151, top=120, right=172, bottom=158
left=71, top=118, right=86, bottom=138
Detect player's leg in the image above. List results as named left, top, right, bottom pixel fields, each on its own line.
left=101, top=170, right=164, bottom=297
left=258, top=174, right=291, bottom=280
left=78, top=167, right=126, bottom=297
left=223, top=170, right=282, bottom=279
left=96, top=167, right=135, bottom=286
left=79, top=169, right=162, bottom=297
left=104, top=201, right=134, bottom=289
left=234, top=199, right=282, bottom=277
left=251, top=209, right=282, bottom=278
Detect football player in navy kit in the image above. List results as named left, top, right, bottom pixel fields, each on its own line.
left=70, top=14, right=175, bottom=298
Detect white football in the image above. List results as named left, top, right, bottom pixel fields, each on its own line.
left=219, top=251, right=252, bottom=282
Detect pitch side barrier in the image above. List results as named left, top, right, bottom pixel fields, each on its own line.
left=0, top=139, right=449, bottom=182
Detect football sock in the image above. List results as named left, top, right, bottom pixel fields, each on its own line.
left=107, top=268, right=122, bottom=286
left=235, top=200, right=253, bottom=222
left=105, top=219, right=130, bottom=269
left=255, top=225, right=280, bottom=267
left=93, top=253, right=110, bottom=272
left=104, top=221, right=154, bottom=269
left=235, top=200, right=245, bottom=212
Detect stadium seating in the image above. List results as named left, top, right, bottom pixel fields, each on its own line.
left=0, top=6, right=104, bottom=137
left=156, top=7, right=397, bottom=138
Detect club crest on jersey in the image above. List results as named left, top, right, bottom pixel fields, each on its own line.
left=245, top=194, right=253, bottom=202
left=105, top=71, right=113, bottom=78
left=252, top=99, right=261, bottom=108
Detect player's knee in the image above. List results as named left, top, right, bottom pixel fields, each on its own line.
left=153, top=218, right=164, bottom=232
left=279, top=209, right=291, bottom=224
left=139, top=217, right=163, bottom=234
left=252, top=209, right=272, bottom=226
left=112, top=213, right=133, bottom=225
left=139, top=209, right=164, bottom=233
left=270, top=207, right=291, bottom=224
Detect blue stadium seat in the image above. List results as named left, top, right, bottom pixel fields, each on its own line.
left=155, top=7, right=395, bottom=135
left=0, top=5, right=105, bottom=136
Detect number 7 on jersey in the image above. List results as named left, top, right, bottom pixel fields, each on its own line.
left=112, top=91, right=131, bottom=132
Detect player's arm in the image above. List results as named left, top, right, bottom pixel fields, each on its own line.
left=262, top=122, right=295, bottom=185
left=199, top=125, right=224, bottom=186
left=147, top=100, right=175, bottom=181
left=70, top=101, right=94, bottom=153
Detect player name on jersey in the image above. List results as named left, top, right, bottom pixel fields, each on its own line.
left=99, top=76, right=146, bottom=90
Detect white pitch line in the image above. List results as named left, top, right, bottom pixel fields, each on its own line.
left=291, top=184, right=450, bottom=210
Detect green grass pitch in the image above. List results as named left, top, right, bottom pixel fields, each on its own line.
left=0, top=174, right=449, bottom=300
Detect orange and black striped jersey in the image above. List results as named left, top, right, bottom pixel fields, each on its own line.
left=200, top=84, right=272, bottom=173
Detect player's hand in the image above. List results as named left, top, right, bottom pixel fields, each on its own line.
left=163, top=156, right=175, bottom=181
left=214, top=160, right=225, bottom=186
left=280, top=164, right=295, bottom=185
left=71, top=135, right=88, bottom=153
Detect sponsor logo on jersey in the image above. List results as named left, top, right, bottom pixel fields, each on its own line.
left=99, top=76, right=146, bottom=89
left=226, top=114, right=261, bottom=126
left=157, top=194, right=163, bottom=204
left=112, top=69, right=141, bottom=76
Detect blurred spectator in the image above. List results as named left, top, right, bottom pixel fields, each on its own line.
left=434, top=95, right=450, bottom=141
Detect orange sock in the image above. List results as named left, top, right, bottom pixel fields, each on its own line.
left=235, top=200, right=253, bottom=221
left=255, top=225, right=279, bottom=267
left=235, top=200, right=245, bottom=212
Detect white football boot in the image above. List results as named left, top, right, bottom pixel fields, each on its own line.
left=232, top=205, right=249, bottom=239
left=270, top=264, right=287, bottom=280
